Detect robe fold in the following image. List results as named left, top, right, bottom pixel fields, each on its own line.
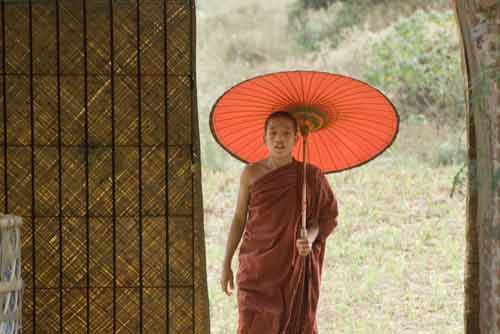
left=236, top=157, right=339, bottom=334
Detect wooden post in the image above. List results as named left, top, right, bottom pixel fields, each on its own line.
left=452, top=1, right=500, bottom=333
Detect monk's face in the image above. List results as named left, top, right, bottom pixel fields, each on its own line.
left=263, top=117, right=298, bottom=157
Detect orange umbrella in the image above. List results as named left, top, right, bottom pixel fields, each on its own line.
left=209, top=70, right=399, bottom=239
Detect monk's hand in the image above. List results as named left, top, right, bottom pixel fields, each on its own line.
left=220, top=265, right=234, bottom=296
left=296, top=236, right=312, bottom=256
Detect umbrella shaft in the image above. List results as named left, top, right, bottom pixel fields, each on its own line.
left=302, top=135, right=307, bottom=237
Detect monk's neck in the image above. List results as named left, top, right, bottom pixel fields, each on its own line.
left=266, top=156, right=293, bottom=170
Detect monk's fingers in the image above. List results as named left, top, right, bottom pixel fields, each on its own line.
left=222, top=282, right=227, bottom=295
left=296, top=238, right=308, bottom=246
left=221, top=280, right=231, bottom=295
left=299, top=246, right=311, bottom=255
left=220, top=280, right=226, bottom=294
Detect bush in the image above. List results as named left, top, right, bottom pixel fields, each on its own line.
left=299, top=0, right=338, bottom=10
left=287, top=0, right=429, bottom=52
left=287, top=0, right=364, bottom=51
left=361, top=9, right=464, bottom=125
left=296, top=0, right=387, bottom=11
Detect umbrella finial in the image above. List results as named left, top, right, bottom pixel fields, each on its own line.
left=287, top=105, right=328, bottom=136
left=300, top=124, right=309, bottom=136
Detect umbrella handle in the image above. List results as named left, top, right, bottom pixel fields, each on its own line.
left=301, top=134, right=308, bottom=239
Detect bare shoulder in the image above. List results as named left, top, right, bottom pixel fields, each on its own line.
left=239, top=163, right=253, bottom=186
left=242, top=160, right=265, bottom=186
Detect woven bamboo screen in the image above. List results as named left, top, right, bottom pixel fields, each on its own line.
left=0, top=0, right=210, bottom=333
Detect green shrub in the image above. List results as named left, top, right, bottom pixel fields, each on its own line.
left=434, top=140, right=466, bottom=167
left=299, top=0, right=338, bottom=10
left=361, top=9, right=464, bottom=124
left=287, top=0, right=364, bottom=51
left=287, top=0, right=446, bottom=52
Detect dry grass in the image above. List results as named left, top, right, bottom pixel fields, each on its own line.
left=203, top=123, right=466, bottom=334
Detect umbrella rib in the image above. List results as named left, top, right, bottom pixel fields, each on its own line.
left=326, top=121, right=385, bottom=153
left=335, top=100, right=392, bottom=107
left=319, top=125, right=355, bottom=168
left=330, top=79, right=373, bottom=96
left=252, top=79, right=292, bottom=107
left=221, top=90, right=286, bottom=107
left=305, top=72, right=315, bottom=104
left=311, top=76, right=347, bottom=106
left=338, top=125, right=386, bottom=151
left=211, top=71, right=399, bottom=170
left=312, top=121, right=349, bottom=165
left=215, top=114, right=270, bottom=122
left=217, top=104, right=277, bottom=110
left=225, top=87, right=288, bottom=105
left=238, top=137, right=264, bottom=160
left=323, top=85, right=375, bottom=102
left=219, top=126, right=265, bottom=147
left=335, top=117, right=396, bottom=138
left=225, top=135, right=261, bottom=154
left=312, top=83, right=384, bottom=106
left=300, top=72, right=305, bottom=105
left=212, top=119, right=264, bottom=134
left=312, top=81, right=386, bottom=100
left=330, top=110, right=394, bottom=119
left=216, top=123, right=264, bottom=138
left=332, top=90, right=385, bottom=103
left=257, top=142, right=268, bottom=157
left=315, top=129, right=337, bottom=171
left=316, top=93, right=390, bottom=107
left=308, top=74, right=327, bottom=105
left=338, top=114, right=396, bottom=128
left=336, top=108, right=395, bottom=113
left=322, top=125, right=365, bottom=165
left=265, top=76, right=293, bottom=104
left=238, top=137, right=262, bottom=161
left=311, top=134, right=325, bottom=172
left=285, top=72, right=304, bottom=105
left=273, top=74, right=299, bottom=106
left=215, top=120, right=260, bottom=132
left=258, top=76, right=296, bottom=107
left=338, top=112, right=396, bottom=120
left=335, top=102, right=391, bottom=106
left=309, top=75, right=337, bottom=106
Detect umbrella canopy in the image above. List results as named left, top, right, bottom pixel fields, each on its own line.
left=209, top=70, right=399, bottom=174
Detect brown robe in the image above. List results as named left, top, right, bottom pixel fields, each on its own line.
left=236, top=157, right=339, bottom=334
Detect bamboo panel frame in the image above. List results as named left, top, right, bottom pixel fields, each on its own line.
left=0, top=0, right=210, bottom=333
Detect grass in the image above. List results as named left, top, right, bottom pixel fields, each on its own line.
left=196, top=1, right=465, bottom=333
left=202, top=124, right=466, bottom=334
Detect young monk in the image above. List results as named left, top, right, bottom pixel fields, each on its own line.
left=220, top=110, right=339, bottom=334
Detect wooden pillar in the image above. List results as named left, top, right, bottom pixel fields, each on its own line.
left=452, top=0, right=500, bottom=333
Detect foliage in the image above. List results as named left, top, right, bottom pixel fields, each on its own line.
left=287, top=0, right=364, bottom=51
left=299, top=0, right=338, bottom=10
left=287, top=0, right=448, bottom=51
left=361, top=9, right=464, bottom=124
